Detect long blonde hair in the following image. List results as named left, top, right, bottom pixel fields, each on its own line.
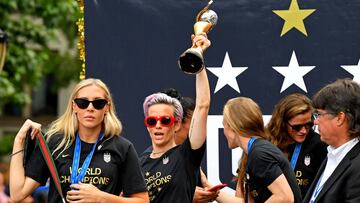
left=223, top=97, right=269, bottom=197
left=46, top=78, right=122, bottom=156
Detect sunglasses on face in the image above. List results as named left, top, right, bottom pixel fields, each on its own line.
left=144, top=115, right=175, bottom=128
left=288, top=121, right=314, bottom=132
left=74, top=98, right=108, bottom=110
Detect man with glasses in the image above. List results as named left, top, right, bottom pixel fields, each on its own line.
left=303, top=79, right=360, bottom=203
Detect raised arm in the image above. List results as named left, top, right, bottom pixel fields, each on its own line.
left=189, top=33, right=211, bottom=150
left=9, top=119, right=41, bottom=202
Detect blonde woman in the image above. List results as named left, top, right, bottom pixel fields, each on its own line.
left=10, top=78, right=149, bottom=203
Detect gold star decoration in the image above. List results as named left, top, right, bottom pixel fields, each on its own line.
left=273, top=0, right=316, bottom=37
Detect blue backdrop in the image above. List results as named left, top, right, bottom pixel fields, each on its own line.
left=84, top=0, right=360, bottom=192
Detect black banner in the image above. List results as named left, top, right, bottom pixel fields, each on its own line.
left=84, top=0, right=360, bottom=192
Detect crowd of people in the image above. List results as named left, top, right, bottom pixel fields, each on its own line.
left=3, top=32, right=360, bottom=203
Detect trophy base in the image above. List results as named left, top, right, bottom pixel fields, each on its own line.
left=178, top=49, right=204, bottom=74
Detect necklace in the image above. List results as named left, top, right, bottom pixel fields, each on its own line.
left=151, top=150, right=166, bottom=155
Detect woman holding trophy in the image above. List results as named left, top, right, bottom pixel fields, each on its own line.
left=140, top=32, right=211, bottom=203
left=139, top=1, right=218, bottom=202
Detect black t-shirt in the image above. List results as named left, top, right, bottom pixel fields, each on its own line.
left=142, top=143, right=205, bottom=187
left=25, top=134, right=147, bottom=203
left=247, top=139, right=302, bottom=203
left=287, top=130, right=327, bottom=198
left=139, top=138, right=205, bottom=203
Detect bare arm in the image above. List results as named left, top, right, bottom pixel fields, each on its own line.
left=215, top=179, right=245, bottom=203
left=199, top=168, right=244, bottom=203
left=9, top=119, right=41, bottom=202
left=189, top=33, right=211, bottom=150
left=67, top=183, right=149, bottom=203
left=265, top=174, right=294, bottom=203
left=216, top=190, right=245, bottom=203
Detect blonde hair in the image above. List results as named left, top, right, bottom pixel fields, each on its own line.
left=46, top=78, right=122, bottom=156
left=223, top=97, right=269, bottom=196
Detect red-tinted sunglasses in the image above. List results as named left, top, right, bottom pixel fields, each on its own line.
left=144, top=115, right=175, bottom=128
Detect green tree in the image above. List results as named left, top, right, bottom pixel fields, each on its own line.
left=0, top=0, right=81, bottom=116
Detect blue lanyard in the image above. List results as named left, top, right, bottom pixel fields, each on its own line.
left=290, top=143, right=302, bottom=170
left=245, top=137, right=257, bottom=203
left=247, top=137, right=256, bottom=153
left=309, top=173, right=324, bottom=203
left=71, top=132, right=103, bottom=185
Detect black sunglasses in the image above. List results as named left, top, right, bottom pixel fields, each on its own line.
left=74, top=98, right=108, bottom=110
left=288, top=121, right=314, bottom=132
left=144, top=115, right=175, bottom=128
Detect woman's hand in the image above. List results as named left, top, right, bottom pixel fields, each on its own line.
left=15, top=119, right=41, bottom=144
left=191, top=32, right=211, bottom=51
left=67, top=182, right=103, bottom=203
left=193, top=186, right=219, bottom=203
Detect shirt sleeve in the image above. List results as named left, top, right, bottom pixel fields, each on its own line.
left=249, top=145, right=283, bottom=187
left=179, top=137, right=206, bottom=167
left=121, top=143, right=147, bottom=196
left=25, top=144, right=50, bottom=185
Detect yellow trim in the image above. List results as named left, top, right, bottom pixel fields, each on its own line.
left=77, top=0, right=85, bottom=80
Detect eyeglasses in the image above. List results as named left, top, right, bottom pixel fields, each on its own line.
left=144, top=115, right=175, bottom=128
left=74, top=98, right=108, bottom=110
left=312, top=112, right=335, bottom=120
left=288, top=121, right=314, bottom=132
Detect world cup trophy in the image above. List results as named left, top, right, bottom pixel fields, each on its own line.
left=178, top=0, right=218, bottom=74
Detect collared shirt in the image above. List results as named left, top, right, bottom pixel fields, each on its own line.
left=309, top=138, right=359, bottom=202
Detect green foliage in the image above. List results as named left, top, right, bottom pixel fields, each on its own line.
left=0, top=134, right=15, bottom=156
left=0, top=0, right=81, bottom=113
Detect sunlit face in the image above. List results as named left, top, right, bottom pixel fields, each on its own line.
left=313, top=109, right=338, bottom=146
left=147, top=103, right=180, bottom=148
left=287, top=111, right=313, bottom=143
left=72, top=85, right=109, bottom=132
left=222, top=120, right=239, bottom=149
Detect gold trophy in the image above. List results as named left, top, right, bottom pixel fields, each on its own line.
left=178, top=0, right=218, bottom=74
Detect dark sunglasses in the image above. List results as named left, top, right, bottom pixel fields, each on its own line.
left=288, top=121, right=314, bottom=132
left=144, top=115, right=175, bottom=128
left=74, top=98, right=108, bottom=110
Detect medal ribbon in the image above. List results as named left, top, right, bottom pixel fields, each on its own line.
left=290, top=143, right=302, bottom=170
left=245, top=137, right=257, bottom=203
left=35, top=131, right=66, bottom=203
left=70, top=132, right=103, bottom=185
left=309, top=173, right=324, bottom=203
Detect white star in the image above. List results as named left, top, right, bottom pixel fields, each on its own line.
left=272, top=51, right=315, bottom=93
left=341, top=59, right=360, bottom=83
left=207, top=52, right=247, bottom=93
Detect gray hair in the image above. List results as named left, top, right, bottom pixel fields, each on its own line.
left=143, top=93, right=183, bottom=122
